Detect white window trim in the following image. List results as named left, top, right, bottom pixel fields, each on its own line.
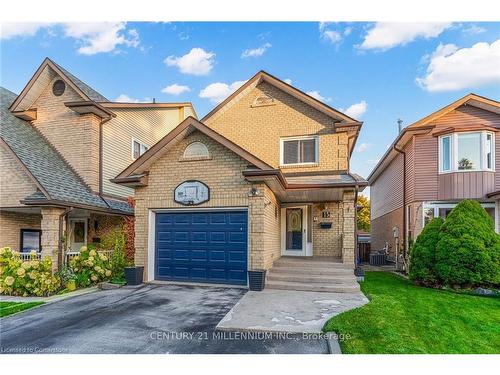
left=279, top=135, right=319, bottom=166
left=438, top=131, right=495, bottom=174
left=131, top=138, right=149, bottom=160
left=422, top=201, right=497, bottom=233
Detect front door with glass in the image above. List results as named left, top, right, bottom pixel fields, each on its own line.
left=282, top=206, right=307, bottom=256
left=69, top=219, right=87, bottom=252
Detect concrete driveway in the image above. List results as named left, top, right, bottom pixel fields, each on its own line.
left=0, top=284, right=329, bottom=354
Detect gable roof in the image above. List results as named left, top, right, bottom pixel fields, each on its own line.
left=9, top=57, right=108, bottom=112
left=1, top=87, right=131, bottom=215
left=202, top=70, right=362, bottom=125
left=113, top=116, right=273, bottom=184
left=367, top=93, right=500, bottom=183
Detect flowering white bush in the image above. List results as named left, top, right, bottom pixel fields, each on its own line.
left=0, top=247, right=61, bottom=296
left=69, top=246, right=112, bottom=287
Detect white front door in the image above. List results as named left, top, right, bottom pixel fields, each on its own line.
left=281, top=206, right=307, bottom=256
left=69, top=218, right=87, bottom=252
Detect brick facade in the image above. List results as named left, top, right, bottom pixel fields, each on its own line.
left=0, top=211, right=42, bottom=250
left=40, top=207, right=66, bottom=270
left=30, top=77, right=101, bottom=192
left=133, top=129, right=356, bottom=281
left=205, top=81, right=349, bottom=173
left=312, top=202, right=342, bottom=258
left=371, top=207, right=404, bottom=259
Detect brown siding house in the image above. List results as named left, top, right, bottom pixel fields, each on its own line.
left=368, top=94, right=500, bottom=265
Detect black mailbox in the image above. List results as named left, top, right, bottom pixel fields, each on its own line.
left=320, top=222, right=332, bottom=229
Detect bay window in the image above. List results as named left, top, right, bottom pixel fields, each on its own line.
left=439, top=131, right=495, bottom=173
left=423, top=202, right=497, bottom=231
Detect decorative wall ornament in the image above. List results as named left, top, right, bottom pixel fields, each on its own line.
left=251, top=93, right=276, bottom=108
left=183, top=141, right=210, bottom=159
left=174, top=180, right=210, bottom=206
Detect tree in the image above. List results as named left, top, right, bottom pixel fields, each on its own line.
left=435, top=200, right=500, bottom=287
left=409, top=217, right=444, bottom=286
left=357, top=195, right=371, bottom=232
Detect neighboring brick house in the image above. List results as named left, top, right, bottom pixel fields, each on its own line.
left=113, top=71, right=367, bottom=288
left=0, top=58, right=195, bottom=269
left=368, top=94, right=500, bottom=265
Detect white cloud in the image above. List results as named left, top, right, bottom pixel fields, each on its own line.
left=284, top=78, right=293, bottom=85
left=357, top=143, right=371, bottom=153
left=199, top=80, right=247, bottom=104
left=0, top=22, right=52, bottom=39
left=359, top=22, right=452, bottom=51
left=342, top=100, right=367, bottom=119
left=161, top=84, right=191, bottom=95
left=241, top=42, right=272, bottom=58
left=165, top=48, right=215, bottom=76
left=462, top=24, right=486, bottom=35
left=367, top=158, right=380, bottom=165
left=416, top=40, right=500, bottom=92
left=0, top=22, right=140, bottom=55
left=114, top=94, right=151, bottom=103
left=306, top=90, right=331, bottom=102
left=63, top=22, right=139, bottom=55
left=319, top=22, right=342, bottom=44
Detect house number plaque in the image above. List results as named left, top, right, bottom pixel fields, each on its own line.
left=174, top=180, right=210, bottom=206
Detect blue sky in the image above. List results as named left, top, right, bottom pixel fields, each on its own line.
left=1, top=22, right=499, bottom=187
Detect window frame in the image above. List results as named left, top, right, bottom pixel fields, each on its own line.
left=131, top=138, right=149, bottom=160
left=20, top=229, right=42, bottom=253
left=422, top=202, right=498, bottom=232
left=279, top=135, right=319, bottom=166
left=438, top=131, right=495, bottom=174
left=183, top=141, right=210, bottom=159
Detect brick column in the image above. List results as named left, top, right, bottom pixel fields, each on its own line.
left=41, top=207, right=66, bottom=271
left=248, top=183, right=266, bottom=270
left=342, top=191, right=356, bottom=266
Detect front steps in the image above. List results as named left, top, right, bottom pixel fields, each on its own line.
left=266, top=257, right=360, bottom=293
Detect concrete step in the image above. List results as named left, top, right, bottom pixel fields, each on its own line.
left=266, top=280, right=360, bottom=293
left=266, top=272, right=356, bottom=284
left=273, top=259, right=353, bottom=269
left=268, top=266, right=354, bottom=276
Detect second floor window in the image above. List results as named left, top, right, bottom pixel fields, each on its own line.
left=439, top=131, right=494, bottom=173
left=280, top=136, right=318, bottom=166
left=132, top=139, right=149, bottom=160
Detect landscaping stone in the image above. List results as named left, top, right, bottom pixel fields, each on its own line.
left=474, top=287, right=497, bottom=296
left=98, top=282, right=122, bottom=290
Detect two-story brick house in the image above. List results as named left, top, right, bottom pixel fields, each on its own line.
left=0, top=58, right=195, bottom=268
left=113, top=71, right=367, bottom=290
left=368, top=94, right=500, bottom=265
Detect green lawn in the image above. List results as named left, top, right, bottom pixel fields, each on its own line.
left=323, top=272, right=500, bottom=354
left=0, top=301, right=44, bottom=317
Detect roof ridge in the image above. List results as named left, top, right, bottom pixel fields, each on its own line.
left=47, top=58, right=109, bottom=102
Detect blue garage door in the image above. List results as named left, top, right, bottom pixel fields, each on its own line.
left=155, top=210, right=248, bottom=285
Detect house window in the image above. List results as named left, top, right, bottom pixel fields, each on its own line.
left=422, top=202, right=497, bottom=231
left=280, top=136, right=318, bottom=166
left=132, top=139, right=149, bottom=160
left=439, top=131, right=495, bottom=173
left=183, top=142, right=209, bottom=159
left=20, top=229, right=41, bottom=253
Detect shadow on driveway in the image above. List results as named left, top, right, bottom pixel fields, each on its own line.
left=0, top=284, right=329, bottom=354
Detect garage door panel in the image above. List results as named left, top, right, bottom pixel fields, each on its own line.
left=155, top=210, right=248, bottom=285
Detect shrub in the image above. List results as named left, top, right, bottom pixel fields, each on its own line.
left=409, top=217, right=444, bottom=286
left=0, top=247, right=61, bottom=296
left=110, top=233, right=127, bottom=280
left=69, top=246, right=112, bottom=287
left=435, top=200, right=500, bottom=287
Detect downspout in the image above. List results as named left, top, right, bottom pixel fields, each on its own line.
left=354, top=184, right=359, bottom=266
left=58, top=207, right=73, bottom=270
left=393, top=144, right=406, bottom=268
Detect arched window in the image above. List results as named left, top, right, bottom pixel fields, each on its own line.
left=183, top=141, right=209, bottom=159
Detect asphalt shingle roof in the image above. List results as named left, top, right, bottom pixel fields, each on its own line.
left=0, top=87, right=131, bottom=214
